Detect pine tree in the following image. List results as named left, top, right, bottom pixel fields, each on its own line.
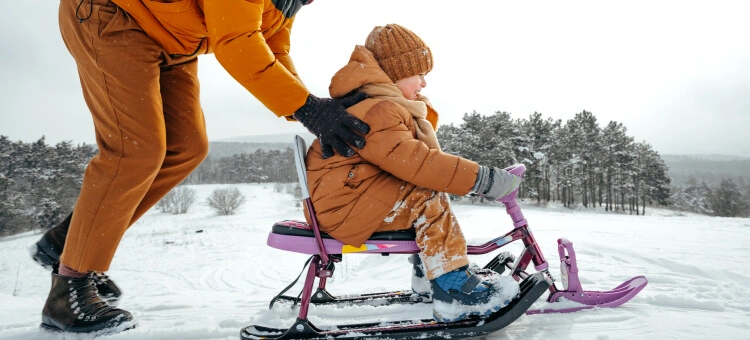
left=631, top=143, right=661, bottom=214
left=711, top=178, right=749, bottom=217
left=522, top=112, right=559, bottom=203
left=477, top=111, right=517, bottom=167
left=566, top=111, right=601, bottom=208
left=670, top=177, right=713, bottom=214
left=452, top=111, right=485, bottom=164
left=634, top=143, right=671, bottom=214
left=435, top=124, right=461, bottom=155
left=564, top=117, right=581, bottom=207
left=602, top=123, right=635, bottom=212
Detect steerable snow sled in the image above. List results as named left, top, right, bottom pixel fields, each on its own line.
left=240, top=136, right=648, bottom=339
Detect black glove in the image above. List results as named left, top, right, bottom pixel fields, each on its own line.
left=293, top=92, right=370, bottom=158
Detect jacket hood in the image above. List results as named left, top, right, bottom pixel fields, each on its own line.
left=329, top=46, right=393, bottom=98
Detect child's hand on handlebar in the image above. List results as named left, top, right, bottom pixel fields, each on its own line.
left=472, top=166, right=521, bottom=200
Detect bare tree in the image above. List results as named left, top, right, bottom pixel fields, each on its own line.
left=156, top=186, right=196, bottom=214
left=206, top=187, right=245, bottom=215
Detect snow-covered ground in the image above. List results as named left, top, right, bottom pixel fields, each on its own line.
left=1, top=183, right=748, bottom=339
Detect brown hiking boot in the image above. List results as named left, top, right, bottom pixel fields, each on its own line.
left=41, top=272, right=135, bottom=334
left=30, top=212, right=71, bottom=270
left=30, top=212, right=122, bottom=303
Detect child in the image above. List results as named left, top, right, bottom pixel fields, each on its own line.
left=304, top=24, right=522, bottom=322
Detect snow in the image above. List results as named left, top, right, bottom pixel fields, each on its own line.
left=1, top=183, right=749, bottom=339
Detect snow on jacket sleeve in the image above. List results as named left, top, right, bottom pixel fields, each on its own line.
left=358, top=100, right=478, bottom=196
left=204, top=0, right=308, bottom=117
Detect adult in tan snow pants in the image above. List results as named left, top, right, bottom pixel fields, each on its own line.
left=37, top=1, right=208, bottom=333
left=59, top=0, right=208, bottom=274
left=34, top=0, right=370, bottom=334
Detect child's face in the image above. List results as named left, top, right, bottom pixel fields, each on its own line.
left=395, top=74, right=426, bottom=100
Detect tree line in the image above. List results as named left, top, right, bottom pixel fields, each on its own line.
left=437, top=110, right=671, bottom=214
left=0, top=136, right=96, bottom=236
left=2, top=111, right=748, bottom=235
left=670, top=177, right=750, bottom=217
left=182, top=148, right=297, bottom=184
left=0, top=136, right=298, bottom=236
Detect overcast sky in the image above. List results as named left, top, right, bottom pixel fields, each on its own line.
left=2, top=0, right=749, bottom=157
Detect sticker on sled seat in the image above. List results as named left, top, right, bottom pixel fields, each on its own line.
left=342, top=243, right=397, bottom=254
left=277, top=220, right=311, bottom=230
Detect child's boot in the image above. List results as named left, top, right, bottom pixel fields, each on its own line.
left=430, top=265, right=519, bottom=322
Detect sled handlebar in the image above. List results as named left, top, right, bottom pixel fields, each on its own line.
left=504, top=163, right=526, bottom=177
left=497, top=164, right=527, bottom=227
left=497, top=164, right=525, bottom=204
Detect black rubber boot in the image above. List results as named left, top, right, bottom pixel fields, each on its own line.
left=30, top=212, right=123, bottom=303
left=41, top=272, right=135, bottom=334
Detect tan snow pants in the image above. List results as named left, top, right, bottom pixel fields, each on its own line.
left=376, top=186, right=469, bottom=280
left=58, top=0, right=209, bottom=272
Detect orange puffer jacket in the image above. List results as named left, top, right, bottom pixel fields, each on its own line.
left=111, top=0, right=308, bottom=116
left=304, top=46, right=480, bottom=246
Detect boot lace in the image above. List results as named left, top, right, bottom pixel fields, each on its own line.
left=93, top=272, right=110, bottom=285
left=68, top=273, right=115, bottom=321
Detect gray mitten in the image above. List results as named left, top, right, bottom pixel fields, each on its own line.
left=472, top=166, right=521, bottom=200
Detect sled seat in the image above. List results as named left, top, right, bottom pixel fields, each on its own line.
left=267, top=135, right=421, bottom=256
left=271, top=220, right=416, bottom=240
left=267, top=220, right=420, bottom=255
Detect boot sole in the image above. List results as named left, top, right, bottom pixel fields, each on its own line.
left=433, top=302, right=504, bottom=323
left=41, top=313, right=137, bottom=335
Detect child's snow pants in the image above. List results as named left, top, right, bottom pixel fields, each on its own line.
left=58, top=0, right=208, bottom=272
left=374, top=186, right=469, bottom=280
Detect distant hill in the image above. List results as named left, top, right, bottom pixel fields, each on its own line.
left=662, top=154, right=750, bottom=185
left=208, top=133, right=316, bottom=159
left=215, top=132, right=316, bottom=144
left=666, top=154, right=750, bottom=162
left=207, top=137, right=750, bottom=187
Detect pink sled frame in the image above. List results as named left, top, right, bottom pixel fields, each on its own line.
left=267, top=135, right=647, bottom=317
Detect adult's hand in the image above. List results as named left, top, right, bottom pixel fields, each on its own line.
left=293, top=92, right=370, bottom=158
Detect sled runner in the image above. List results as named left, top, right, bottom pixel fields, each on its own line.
left=239, top=136, right=647, bottom=339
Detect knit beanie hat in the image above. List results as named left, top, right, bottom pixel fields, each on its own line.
left=365, top=24, right=433, bottom=82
